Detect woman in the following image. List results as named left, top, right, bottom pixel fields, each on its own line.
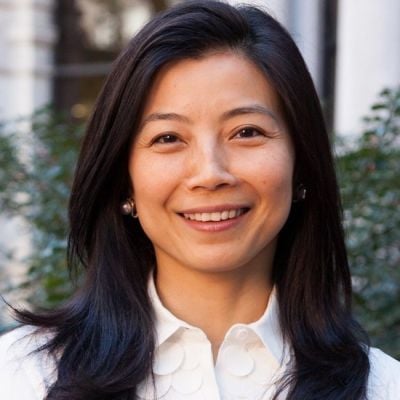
left=1, top=1, right=399, bottom=399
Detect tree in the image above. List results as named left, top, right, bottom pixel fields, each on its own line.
left=337, top=88, right=400, bottom=358
left=0, top=110, right=84, bottom=306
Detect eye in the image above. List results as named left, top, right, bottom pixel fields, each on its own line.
left=153, top=134, right=180, bottom=144
left=234, top=127, right=264, bottom=138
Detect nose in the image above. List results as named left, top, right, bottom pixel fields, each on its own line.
left=185, top=139, right=238, bottom=191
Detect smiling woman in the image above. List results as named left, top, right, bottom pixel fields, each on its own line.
left=1, top=1, right=399, bottom=400
left=131, top=53, right=294, bottom=281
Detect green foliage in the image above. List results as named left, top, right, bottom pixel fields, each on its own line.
left=0, top=109, right=84, bottom=306
left=0, top=123, right=26, bottom=212
left=336, top=88, right=400, bottom=358
left=0, top=89, right=399, bottom=359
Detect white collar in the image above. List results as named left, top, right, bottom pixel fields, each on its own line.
left=148, top=275, right=289, bottom=367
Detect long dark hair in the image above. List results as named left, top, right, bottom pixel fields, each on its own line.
left=16, top=1, right=370, bottom=399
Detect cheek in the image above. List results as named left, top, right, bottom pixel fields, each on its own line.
left=129, top=155, right=183, bottom=205
left=259, top=171, right=293, bottom=211
left=239, top=149, right=294, bottom=197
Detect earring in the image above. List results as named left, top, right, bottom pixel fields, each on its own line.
left=293, top=184, right=306, bottom=203
left=120, top=198, right=138, bottom=218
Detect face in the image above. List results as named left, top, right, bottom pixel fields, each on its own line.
left=129, top=51, right=294, bottom=278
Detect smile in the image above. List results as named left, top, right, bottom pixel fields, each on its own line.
left=182, top=208, right=248, bottom=222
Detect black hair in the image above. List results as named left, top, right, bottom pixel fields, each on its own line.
left=16, top=1, right=370, bottom=399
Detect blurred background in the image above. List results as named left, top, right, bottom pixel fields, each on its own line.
left=0, top=0, right=399, bottom=358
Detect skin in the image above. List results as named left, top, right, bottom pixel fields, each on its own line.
left=129, top=51, right=295, bottom=359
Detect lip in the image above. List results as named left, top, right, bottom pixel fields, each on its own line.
left=177, top=205, right=250, bottom=232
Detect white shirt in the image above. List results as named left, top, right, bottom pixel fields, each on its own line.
left=1, top=280, right=399, bottom=399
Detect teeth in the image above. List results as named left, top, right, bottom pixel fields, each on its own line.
left=202, top=213, right=210, bottom=222
left=183, top=209, right=245, bottom=222
left=211, top=212, right=220, bottom=221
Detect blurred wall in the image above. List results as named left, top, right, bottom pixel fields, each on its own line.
left=335, top=0, right=400, bottom=136
left=0, top=0, right=56, bottom=121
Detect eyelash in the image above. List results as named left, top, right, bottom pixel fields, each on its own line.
left=233, top=127, right=264, bottom=139
left=152, top=134, right=179, bottom=144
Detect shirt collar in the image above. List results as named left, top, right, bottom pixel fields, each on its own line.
left=149, top=275, right=197, bottom=345
left=247, top=286, right=289, bottom=365
left=148, top=275, right=289, bottom=366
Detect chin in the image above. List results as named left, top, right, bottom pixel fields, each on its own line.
left=185, top=256, right=256, bottom=275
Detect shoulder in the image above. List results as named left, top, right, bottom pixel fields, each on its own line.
left=0, top=325, right=56, bottom=400
left=0, top=325, right=37, bottom=365
left=367, top=347, right=400, bottom=400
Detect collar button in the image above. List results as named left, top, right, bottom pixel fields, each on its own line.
left=234, top=327, right=249, bottom=342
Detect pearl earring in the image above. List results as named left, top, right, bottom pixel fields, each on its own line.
left=120, top=198, right=138, bottom=218
left=293, top=184, right=307, bottom=203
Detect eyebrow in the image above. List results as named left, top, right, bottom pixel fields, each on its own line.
left=140, top=104, right=280, bottom=129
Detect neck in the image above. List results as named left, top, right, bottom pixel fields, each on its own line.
left=155, top=262, right=272, bottom=360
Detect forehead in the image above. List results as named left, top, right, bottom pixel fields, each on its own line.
left=141, top=51, right=285, bottom=121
